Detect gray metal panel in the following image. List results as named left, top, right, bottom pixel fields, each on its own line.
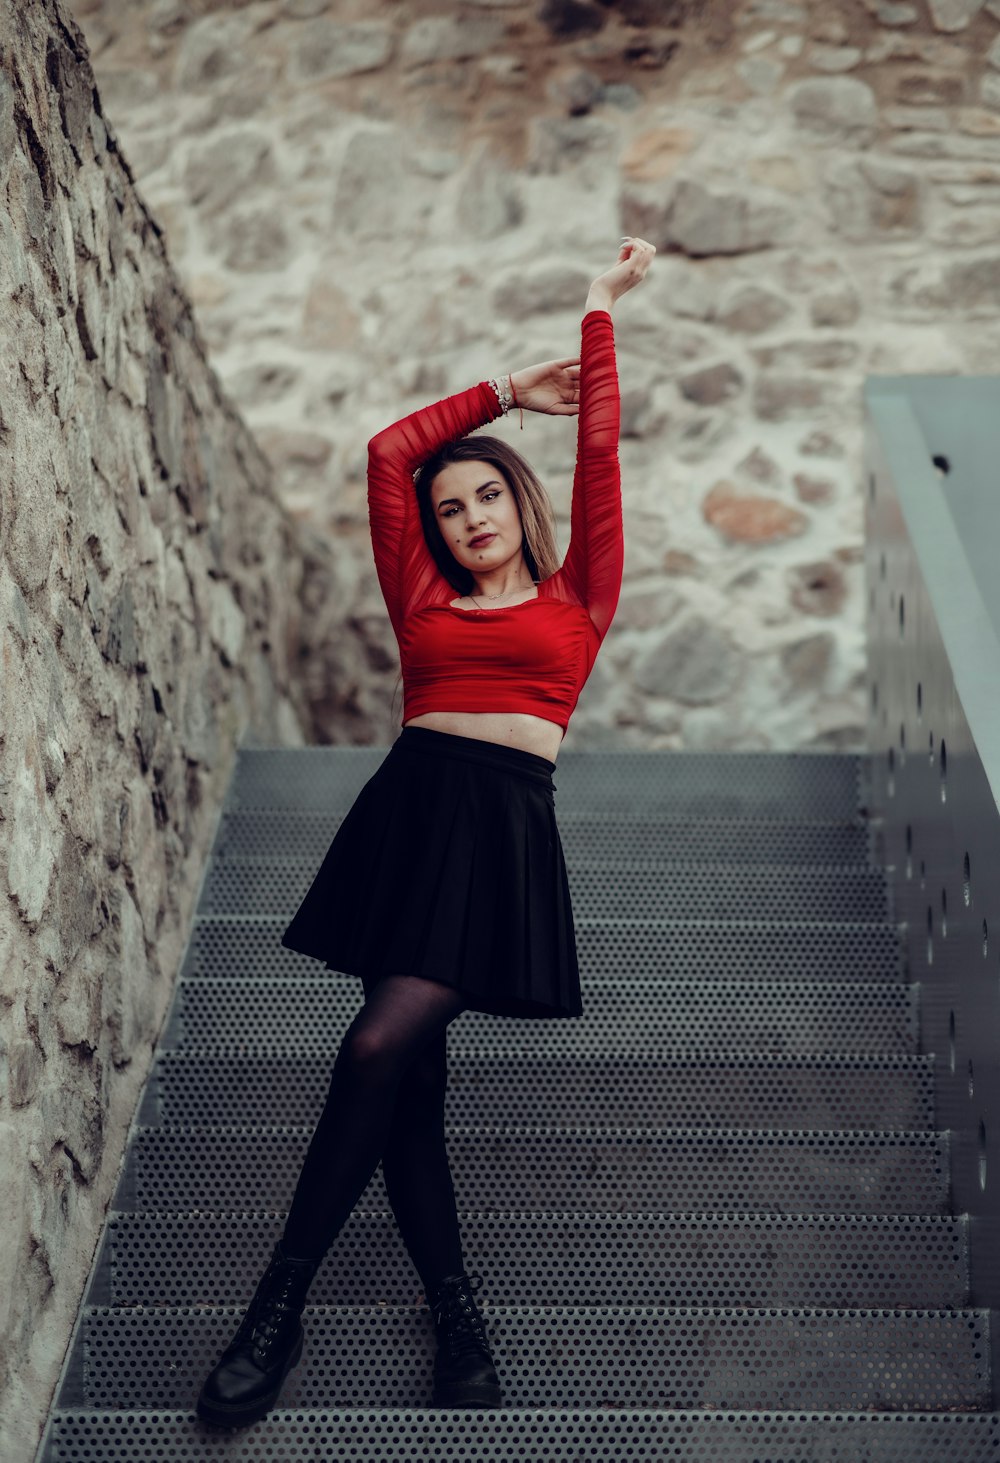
left=226, top=748, right=864, bottom=819
left=196, top=856, right=891, bottom=922
left=39, top=1408, right=1000, bottom=1462
left=118, top=1128, right=950, bottom=1215
left=164, top=976, right=918, bottom=1055
left=76, top=1306, right=990, bottom=1411
left=183, top=913, right=905, bottom=983
left=866, top=382, right=1000, bottom=1315
left=145, top=1049, right=935, bottom=1131
left=106, top=1211, right=968, bottom=1309
left=873, top=376, right=1000, bottom=643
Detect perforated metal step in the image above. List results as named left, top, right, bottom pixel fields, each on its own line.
left=115, top=1128, right=949, bottom=1215
left=185, top=912, right=905, bottom=984
left=215, top=809, right=876, bottom=867
left=164, top=976, right=918, bottom=1054
left=141, top=1049, right=935, bottom=1131
left=225, top=748, right=865, bottom=821
left=99, top=1212, right=969, bottom=1310
left=198, top=856, right=891, bottom=922
left=42, top=1407, right=1000, bottom=1462
left=72, top=1305, right=990, bottom=1411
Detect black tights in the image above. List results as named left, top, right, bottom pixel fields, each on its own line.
left=281, top=973, right=469, bottom=1298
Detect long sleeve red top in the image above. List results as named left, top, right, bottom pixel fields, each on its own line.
left=366, top=310, right=622, bottom=734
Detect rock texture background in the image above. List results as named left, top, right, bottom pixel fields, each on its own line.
left=0, top=1, right=318, bottom=1454
left=64, top=0, right=1000, bottom=751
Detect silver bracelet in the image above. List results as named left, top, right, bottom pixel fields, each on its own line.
left=488, top=374, right=514, bottom=415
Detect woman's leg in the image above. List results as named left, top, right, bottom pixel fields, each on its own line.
left=281, top=973, right=468, bottom=1260
left=379, top=1027, right=466, bottom=1296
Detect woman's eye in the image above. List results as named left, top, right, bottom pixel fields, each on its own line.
left=483, top=490, right=500, bottom=501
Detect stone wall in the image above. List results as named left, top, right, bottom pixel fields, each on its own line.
left=65, top=0, right=1000, bottom=751
left=0, top=2, right=318, bottom=1455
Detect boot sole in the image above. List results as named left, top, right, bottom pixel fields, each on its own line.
left=195, top=1331, right=304, bottom=1429
left=432, top=1380, right=503, bottom=1409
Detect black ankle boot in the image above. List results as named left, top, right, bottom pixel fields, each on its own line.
left=196, top=1239, right=322, bottom=1428
left=428, top=1271, right=503, bottom=1408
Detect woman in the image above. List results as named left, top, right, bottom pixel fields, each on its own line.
left=196, top=237, right=655, bottom=1428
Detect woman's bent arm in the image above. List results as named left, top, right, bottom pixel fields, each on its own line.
left=367, top=384, right=502, bottom=636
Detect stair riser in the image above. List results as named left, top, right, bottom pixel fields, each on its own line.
left=116, top=1132, right=950, bottom=1215
left=104, top=1212, right=969, bottom=1310
left=41, top=1408, right=1000, bottom=1463
left=77, top=1309, right=989, bottom=1412
left=143, top=1052, right=935, bottom=1132
left=165, top=981, right=919, bottom=1055
left=187, top=919, right=906, bottom=983
left=216, top=812, right=875, bottom=867
left=227, top=749, right=864, bottom=821
left=197, top=862, right=890, bottom=922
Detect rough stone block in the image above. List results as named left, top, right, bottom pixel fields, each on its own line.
left=824, top=157, right=923, bottom=239
left=787, top=76, right=878, bottom=146
left=808, top=43, right=862, bottom=72
left=889, top=252, right=1000, bottom=313
left=895, top=69, right=967, bottom=106
left=789, top=558, right=848, bottom=616
left=753, top=371, right=832, bottom=420
left=294, top=20, right=393, bottom=80
left=334, top=129, right=411, bottom=237
left=703, top=480, right=810, bottom=542
left=493, top=263, right=592, bottom=317
left=403, top=14, right=506, bottom=64
left=928, top=0, right=985, bottom=28
left=620, top=128, right=699, bottom=183
left=717, top=284, right=793, bottom=334
left=634, top=614, right=744, bottom=704
left=184, top=129, right=277, bottom=215
left=782, top=632, right=835, bottom=689
left=678, top=362, right=744, bottom=406
left=623, top=176, right=794, bottom=257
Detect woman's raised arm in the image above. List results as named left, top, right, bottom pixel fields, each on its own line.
left=554, top=237, right=655, bottom=639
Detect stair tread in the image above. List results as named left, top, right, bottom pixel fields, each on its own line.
left=116, top=1127, right=950, bottom=1218
left=97, top=1210, right=969, bottom=1309
left=71, top=1306, right=992, bottom=1412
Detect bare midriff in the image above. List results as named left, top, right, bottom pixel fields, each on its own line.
left=403, top=710, right=564, bottom=763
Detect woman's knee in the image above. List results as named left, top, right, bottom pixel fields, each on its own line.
left=336, top=1015, right=404, bottom=1085
left=397, top=1040, right=448, bottom=1107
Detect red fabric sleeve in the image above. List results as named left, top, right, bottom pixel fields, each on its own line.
left=367, top=383, right=504, bottom=639
left=549, top=310, right=623, bottom=639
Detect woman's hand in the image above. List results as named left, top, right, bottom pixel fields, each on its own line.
left=586, top=236, right=656, bottom=315
left=508, top=357, right=581, bottom=416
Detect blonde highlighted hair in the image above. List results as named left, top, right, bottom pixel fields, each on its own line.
left=414, top=435, right=560, bottom=596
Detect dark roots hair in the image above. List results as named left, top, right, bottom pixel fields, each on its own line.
left=413, top=435, right=561, bottom=597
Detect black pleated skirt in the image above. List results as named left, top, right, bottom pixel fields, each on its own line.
left=279, top=726, right=583, bottom=1019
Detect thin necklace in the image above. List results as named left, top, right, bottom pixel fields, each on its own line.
left=469, top=581, right=533, bottom=610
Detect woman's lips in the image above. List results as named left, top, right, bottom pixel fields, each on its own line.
left=469, top=533, right=496, bottom=547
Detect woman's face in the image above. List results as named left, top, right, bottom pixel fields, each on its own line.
left=430, top=459, right=524, bottom=577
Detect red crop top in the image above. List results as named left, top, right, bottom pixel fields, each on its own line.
left=366, top=310, right=622, bottom=735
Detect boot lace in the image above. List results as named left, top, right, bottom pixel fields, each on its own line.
left=249, top=1277, right=295, bottom=1358
left=431, top=1272, right=492, bottom=1362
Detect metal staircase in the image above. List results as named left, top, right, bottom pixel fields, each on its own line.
left=37, top=746, right=1000, bottom=1460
